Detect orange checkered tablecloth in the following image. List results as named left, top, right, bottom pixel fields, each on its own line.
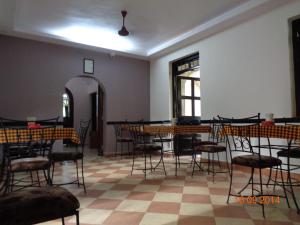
left=0, top=127, right=80, bottom=144
left=222, top=125, right=300, bottom=140
left=143, top=125, right=211, bottom=135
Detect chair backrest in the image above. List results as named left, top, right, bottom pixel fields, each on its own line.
left=128, top=124, right=143, bottom=145
left=0, top=119, right=30, bottom=193
left=28, top=117, right=59, bottom=157
left=218, top=114, right=261, bottom=160
left=208, top=117, right=225, bottom=143
left=128, top=123, right=158, bottom=147
left=31, top=126, right=58, bottom=157
left=78, top=119, right=91, bottom=149
left=113, top=124, right=123, bottom=138
left=0, top=118, right=35, bottom=159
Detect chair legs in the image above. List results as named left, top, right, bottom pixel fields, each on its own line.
left=144, top=152, right=147, bottom=179
left=61, top=211, right=80, bottom=225
left=115, top=141, right=132, bottom=158
left=237, top=168, right=254, bottom=195
left=121, top=142, right=123, bottom=159
left=81, top=158, right=87, bottom=194
left=227, top=163, right=234, bottom=203
left=131, top=151, right=135, bottom=175
left=175, top=155, right=178, bottom=176
left=258, top=168, right=265, bottom=218
left=51, top=159, right=86, bottom=193
left=279, top=165, right=290, bottom=208
left=76, top=210, right=80, bottom=225
left=192, top=151, right=229, bottom=182
left=115, top=140, right=118, bottom=157
left=128, top=142, right=130, bottom=155
left=272, top=158, right=299, bottom=214
left=161, top=152, right=167, bottom=176
left=287, top=162, right=300, bottom=214
left=75, top=161, right=80, bottom=187
left=10, top=172, right=14, bottom=192
left=230, top=165, right=293, bottom=218
left=131, top=150, right=167, bottom=179
left=7, top=168, right=50, bottom=192
left=212, top=153, right=215, bottom=183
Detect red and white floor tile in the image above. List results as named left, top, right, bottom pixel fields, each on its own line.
left=37, top=148, right=300, bottom=225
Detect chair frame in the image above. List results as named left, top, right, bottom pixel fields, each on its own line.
left=219, top=114, right=290, bottom=217
left=0, top=117, right=58, bottom=193
left=128, top=124, right=167, bottom=179
left=0, top=187, right=80, bottom=225
left=192, top=119, right=230, bottom=182
left=173, top=133, right=196, bottom=176
left=113, top=124, right=132, bottom=158
left=270, top=124, right=300, bottom=214
left=51, top=119, right=91, bottom=193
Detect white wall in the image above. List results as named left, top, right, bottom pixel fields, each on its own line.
left=150, top=1, right=300, bottom=120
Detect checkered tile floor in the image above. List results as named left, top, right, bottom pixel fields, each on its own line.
left=37, top=148, right=300, bottom=225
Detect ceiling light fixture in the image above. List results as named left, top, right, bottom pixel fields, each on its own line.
left=118, top=10, right=129, bottom=36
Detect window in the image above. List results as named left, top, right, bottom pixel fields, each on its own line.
left=62, top=93, right=70, bottom=118
left=172, top=53, right=200, bottom=118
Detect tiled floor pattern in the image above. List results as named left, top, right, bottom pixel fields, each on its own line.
left=37, top=150, right=300, bottom=225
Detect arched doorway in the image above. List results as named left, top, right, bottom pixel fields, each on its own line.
left=63, top=87, right=74, bottom=128
left=64, top=75, right=104, bottom=155
left=62, top=88, right=74, bottom=146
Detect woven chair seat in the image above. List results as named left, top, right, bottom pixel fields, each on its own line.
left=116, top=137, right=133, bottom=142
left=232, top=154, right=282, bottom=168
left=0, top=186, right=80, bottom=225
left=194, top=141, right=218, bottom=146
left=135, top=143, right=162, bottom=152
left=11, top=156, right=49, bottom=172
left=50, top=151, right=83, bottom=162
left=194, top=144, right=226, bottom=153
left=277, top=149, right=300, bottom=158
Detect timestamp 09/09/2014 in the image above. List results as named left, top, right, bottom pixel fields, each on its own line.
left=236, top=196, right=280, bottom=205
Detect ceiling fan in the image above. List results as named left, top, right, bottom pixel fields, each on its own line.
left=118, top=10, right=129, bottom=36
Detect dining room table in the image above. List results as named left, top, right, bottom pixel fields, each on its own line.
left=142, top=124, right=212, bottom=134
left=0, top=127, right=80, bottom=144
left=221, top=124, right=300, bottom=140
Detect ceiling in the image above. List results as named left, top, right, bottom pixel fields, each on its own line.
left=0, top=0, right=293, bottom=59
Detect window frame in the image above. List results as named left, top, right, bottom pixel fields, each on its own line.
left=172, top=53, right=200, bottom=118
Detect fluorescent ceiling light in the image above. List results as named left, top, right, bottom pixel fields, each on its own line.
left=47, top=24, right=134, bottom=52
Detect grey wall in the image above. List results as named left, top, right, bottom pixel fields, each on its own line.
left=0, top=34, right=150, bottom=154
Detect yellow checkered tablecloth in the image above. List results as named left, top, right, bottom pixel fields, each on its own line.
left=0, top=127, right=80, bottom=144
left=143, top=125, right=211, bottom=135
left=222, top=125, right=300, bottom=140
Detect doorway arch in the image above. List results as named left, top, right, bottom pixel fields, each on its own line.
left=63, top=87, right=74, bottom=128
left=64, top=75, right=105, bottom=155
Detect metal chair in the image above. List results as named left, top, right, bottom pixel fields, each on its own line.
left=173, top=133, right=196, bottom=176
left=192, top=118, right=230, bottom=182
left=113, top=124, right=133, bottom=158
left=0, top=186, right=80, bottom=225
left=50, top=119, right=91, bottom=193
left=219, top=114, right=289, bottom=217
left=128, top=124, right=166, bottom=179
left=0, top=117, right=58, bottom=193
left=272, top=124, right=300, bottom=214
